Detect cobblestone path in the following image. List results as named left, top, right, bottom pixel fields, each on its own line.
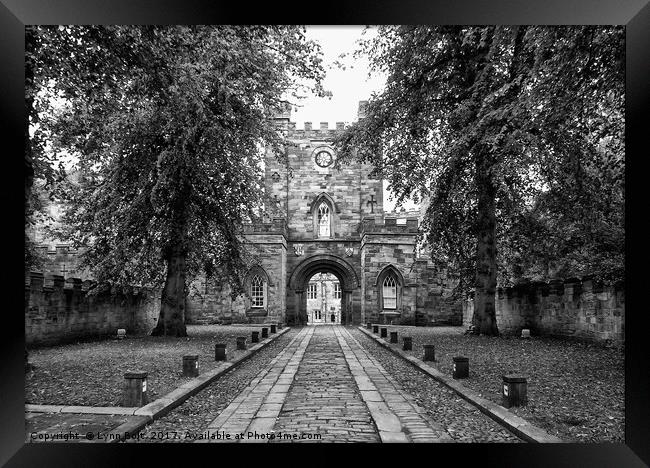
left=271, top=325, right=379, bottom=442
left=201, top=325, right=517, bottom=443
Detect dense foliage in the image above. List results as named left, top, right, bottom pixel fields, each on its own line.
left=28, top=25, right=325, bottom=335
left=335, top=26, right=624, bottom=334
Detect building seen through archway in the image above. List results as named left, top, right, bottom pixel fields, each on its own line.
left=306, top=272, right=341, bottom=325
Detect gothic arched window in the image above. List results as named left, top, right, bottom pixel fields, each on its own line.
left=382, top=275, right=397, bottom=309
left=250, top=274, right=267, bottom=308
left=318, top=202, right=330, bottom=238
left=376, top=265, right=404, bottom=311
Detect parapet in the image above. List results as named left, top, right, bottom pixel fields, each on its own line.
left=358, top=216, right=419, bottom=235
left=26, top=271, right=159, bottom=297
left=285, top=121, right=347, bottom=140
left=243, top=217, right=288, bottom=236
left=27, top=271, right=92, bottom=293
left=495, top=276, right=624, bottom=299
left=274, top=100, right=369, bottom=140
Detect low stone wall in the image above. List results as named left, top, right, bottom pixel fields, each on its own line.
left=25, top=271, right=160, bottom=347
left=462, top=278, right=624, bottom=344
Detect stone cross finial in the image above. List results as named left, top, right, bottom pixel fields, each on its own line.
left=367, top=194, right=377, bottom=213
left=358, top=101, right=368, bottom=120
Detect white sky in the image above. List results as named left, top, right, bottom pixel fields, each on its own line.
left=296, top=26, right=418, bottom=213
left=293, top=26, right=385, bottom=127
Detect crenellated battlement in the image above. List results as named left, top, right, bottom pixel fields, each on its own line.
left=272, top=100, right=368, bottom=141
left=32, top=243, right=92, bottom=280
left=25, top=271, right=154, bottom=296
left=358, top=216, right=419, bottom=235
left=283, top=122, right=346, bottom=140
left=492, top=276, right=625, bottom=299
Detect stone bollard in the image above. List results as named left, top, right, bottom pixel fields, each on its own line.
left=367, top=322, right=372, bottom=330
left=521, top=329, right=531, bottom=339
left=183, top=355, right=199, bottom=377
left=261, top=327, right=269, bottom=338
left=117, top=329, right=126, bottom=340
left=403, top=336, right=412, bottom=351
left=236, top=337, right=247, bottom=350
left=502, top=374, right=528, bottom=408
left=380, top=327, right=388, bottom=338
left=252, top=331, right=259, bottom=343
left=270, top=324, right=277, bottom=334
left=423, top=344, right=436, bottom=361
left=122, top=371, right=148, bottom=407
left=215, top=343, right=227, bottom=361
left=373, top=325, right=379, bottom=334
left=453, top=356, right=469, bottom=379
left=390, top=331, right=398, bottom=344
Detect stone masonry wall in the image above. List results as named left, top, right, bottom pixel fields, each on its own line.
left=462, top=278, right=625, bottom=344
left=25, top=272, right=160, bottom=347
left=360, top=217, right=463, bottom=325
left=186, top=220, right=287, bottom=325
left=267, top=121, right=383, bottom=241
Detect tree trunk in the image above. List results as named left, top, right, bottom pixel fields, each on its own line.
left=472, top=149, right=499, bottom=336
left=151, top=245, right=188, bottom=337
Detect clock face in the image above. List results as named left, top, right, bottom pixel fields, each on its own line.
left=315, top=150, right=333, bottom=167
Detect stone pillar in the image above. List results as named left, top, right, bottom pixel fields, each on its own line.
left=182, top=355, right=199, bottom=377
left=402, top=336, right=412, bottom=351
left=423, top=344, right=435, bottom=361
left=215, top=344, right=227, bottom=360
left=453, top=357, right=469, bottom=379
left=122, top=371, right=148, bottom=407
left=502, top=374, right=528, bottom=407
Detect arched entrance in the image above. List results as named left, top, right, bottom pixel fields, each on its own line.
left=287, top=254, right=359, bottom=326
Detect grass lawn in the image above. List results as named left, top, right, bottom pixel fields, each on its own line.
left=26, top=325, right=271, bottom=407
left=373, top=325, right=624, bottom=443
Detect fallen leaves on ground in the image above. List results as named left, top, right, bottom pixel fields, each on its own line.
left=379, top=325, right=624, bottom=443
left=25, top=325, right=266, bottom=407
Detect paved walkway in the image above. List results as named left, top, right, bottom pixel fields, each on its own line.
left=201, top=325, right=456, bottom=443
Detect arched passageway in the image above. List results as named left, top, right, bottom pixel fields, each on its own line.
left=287, top=254, right=359, bottom=325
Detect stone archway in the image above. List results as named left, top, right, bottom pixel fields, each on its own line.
left=287, top=254, right=359, bottom=326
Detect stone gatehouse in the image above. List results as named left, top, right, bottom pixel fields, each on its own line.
left=186, top=103, right=462, bottom=326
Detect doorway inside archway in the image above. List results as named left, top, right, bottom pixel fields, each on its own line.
left=305, top=272, right=341, bottom=325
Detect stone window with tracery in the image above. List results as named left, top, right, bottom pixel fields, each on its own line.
left=250, top=274, right=266, bottom=308
left=382, top=275, right=397, bottom=309
left=318, top=202, right=330, bottom=238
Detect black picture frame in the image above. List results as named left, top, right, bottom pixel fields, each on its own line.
left=2, top=1, right=648, bottom=466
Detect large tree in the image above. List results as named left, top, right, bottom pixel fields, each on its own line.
left=335, top=26, right=624, bottom=335
left=32, top=25, right=325, bottom=336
